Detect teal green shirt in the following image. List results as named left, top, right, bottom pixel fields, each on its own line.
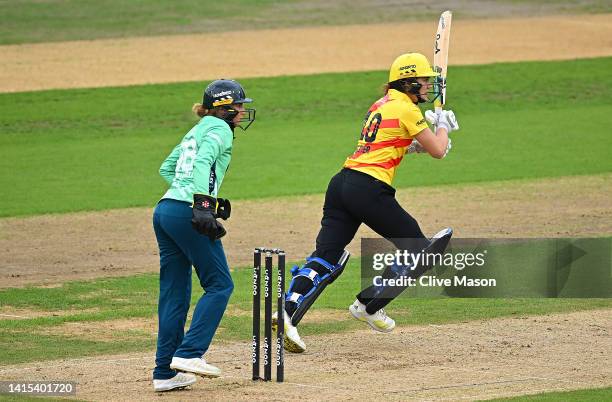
left=159, top=116, right=233, bottom=202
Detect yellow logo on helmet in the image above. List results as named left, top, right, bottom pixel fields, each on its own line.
left=212, top=97, right=234, bottom=107
left=388, top=53, right=438, bottom=82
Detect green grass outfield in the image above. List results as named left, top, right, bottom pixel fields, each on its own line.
left=0, top=260, right=610, bottom=365
left=1, top=57, right=611, bottom=217
left=482, top=386, right=612, bottom=401
left=1, top=0, right=609, bottom=45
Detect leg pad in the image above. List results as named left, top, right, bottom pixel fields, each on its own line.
left=287, top=250, right=350, bottom=326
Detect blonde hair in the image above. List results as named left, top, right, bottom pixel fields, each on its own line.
left=192, top=103, right=209, bottom=117
left=192, top=103, right=231, bottom=119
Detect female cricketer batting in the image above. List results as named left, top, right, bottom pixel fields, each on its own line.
left=151, top=79, right=255, bottom=392
left=277, top=53, right=460, bottom=353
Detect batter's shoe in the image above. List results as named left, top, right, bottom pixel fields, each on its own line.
left=153, top=372, right=197, bottom=392
left=349, top=299, right=396, bottom=333
left=170, top=356, right=222, bottom=378
left=272, top=310, right=306, bottom=353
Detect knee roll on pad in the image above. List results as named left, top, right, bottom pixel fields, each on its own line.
left=286, top=250, right=350, bottom=326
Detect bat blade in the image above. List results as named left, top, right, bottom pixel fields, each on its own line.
left=433, top=10, right=452, bottom=113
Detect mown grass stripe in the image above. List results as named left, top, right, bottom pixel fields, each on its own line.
left=0, top=264, right=610, bottom=365
left=1, top=57, right=611, bottom=217
left=481, top=386, right=612, bottom=401
left=2, top=1, right=609, bottom=45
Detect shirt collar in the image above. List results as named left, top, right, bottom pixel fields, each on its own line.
left=387, top=89, right=413, bottom=103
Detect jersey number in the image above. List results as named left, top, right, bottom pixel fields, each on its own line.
left=360, top=112, right=382, bottom=143
left=175, top=138, right=197, bottom=179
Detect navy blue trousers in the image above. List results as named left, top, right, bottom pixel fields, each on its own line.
left=152, top=199, right=234, bottom=380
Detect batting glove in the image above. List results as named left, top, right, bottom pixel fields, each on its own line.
left=425, top=110, right=460, bottom=133
left=407, top=139, right=426, bottom=154
left=424, top=110, right=438, bottom=126
left=442, top=138, right=452, bottom=158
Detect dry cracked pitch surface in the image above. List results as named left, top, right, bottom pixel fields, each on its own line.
left=1, top=14, right=611, bottom=92
left=0, top=309, right=609, bottom=401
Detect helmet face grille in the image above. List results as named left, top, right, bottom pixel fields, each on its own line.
left=217, top=105, right=256, bottom=131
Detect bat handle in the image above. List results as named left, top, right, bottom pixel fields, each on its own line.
left=435, top=106, right=442, bottom=115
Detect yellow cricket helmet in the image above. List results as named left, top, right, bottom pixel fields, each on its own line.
left=388, top=53, right=438, bottom=83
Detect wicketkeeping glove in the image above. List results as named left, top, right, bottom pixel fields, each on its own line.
left=425, top=109, right=460, bottom=133
left=216, top=198, right=231, bottom=220
left=192, top=194, right=227, bottom=241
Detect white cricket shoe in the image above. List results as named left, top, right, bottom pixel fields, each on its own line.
left=153, top=372, right=196, bottom=392
left=170, top=356, right=222, bottom=378
left=272, top=310, right=306, bottom=353
left=349, top=299, right=396, bottom=333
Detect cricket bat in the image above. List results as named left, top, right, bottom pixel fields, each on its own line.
left=433, top=10, right=452, bottom=114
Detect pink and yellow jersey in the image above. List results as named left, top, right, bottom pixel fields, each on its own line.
left=343, top=89, right=428, bottom=186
